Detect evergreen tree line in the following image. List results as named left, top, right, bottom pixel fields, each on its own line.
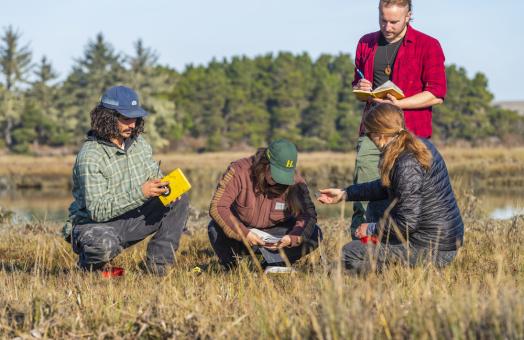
left=0, top=26, right=522, bottom=154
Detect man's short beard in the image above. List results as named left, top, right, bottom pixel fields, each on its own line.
left=383, top=21, right=408, bottom=41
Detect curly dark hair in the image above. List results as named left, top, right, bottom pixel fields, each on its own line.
left=89, top=105, right=145, bottom=142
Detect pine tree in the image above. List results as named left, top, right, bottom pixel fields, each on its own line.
left=0, top=26, right=32, bottom=91
left=10, top=56, right=62, bottom=153
left=301, top=54, right=340, bottom=150
left=332, top=53, right=362, bottom=151
left=126, top=39, right=178, bottom=150
left=434, top=66, right=495, bottom=142
left=58, top=33, right=125, bottom=142
left=30, top=56, right=63, bottom=145
left=268, top=52, right=313, bottom=144
left=0, top=26, right=32, bottom=148
left=201, top=60, right=229, bottom=151
left=223, top=56, right=269, bottom=148
left=0, top=87, right=23, bottom=149
left=172, top=64, right=205, bottom=144
left=173, top=60, right=229, bottom=151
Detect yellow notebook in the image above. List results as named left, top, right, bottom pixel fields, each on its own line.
left=158, top=168, right=192, bottom=206
left=353, top=80, right=405, bottom=101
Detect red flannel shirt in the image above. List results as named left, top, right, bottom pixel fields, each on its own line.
left=352, top=25, right=446, bottom=138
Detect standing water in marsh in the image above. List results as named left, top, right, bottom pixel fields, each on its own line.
left=0, top=185, right=522, bottom=224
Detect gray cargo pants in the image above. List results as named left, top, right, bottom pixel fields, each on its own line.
left=342, top=240, right=457, bottom=275
left=72, top=195, right=189, bottom=270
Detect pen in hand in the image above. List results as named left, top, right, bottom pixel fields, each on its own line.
left=156, top=160, right=162, bottom=178
left=156, top=160, right=170, bottom=196
left=356, top=68, right=366, bottom=80
left=355, top=67, right=372, bottom=93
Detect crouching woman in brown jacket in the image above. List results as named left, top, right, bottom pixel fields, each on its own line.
left=208, top=139, right=322, bottom=271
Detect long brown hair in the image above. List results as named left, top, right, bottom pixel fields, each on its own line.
left=364, top=103, right=432, bottom=187
left=251, top=148, right=302, bottom=217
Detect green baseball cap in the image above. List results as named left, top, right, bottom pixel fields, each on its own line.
left=266, top=139, right=298, bottom=185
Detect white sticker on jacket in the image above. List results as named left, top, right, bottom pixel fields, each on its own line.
left=275, top=202, right=286, bottom=211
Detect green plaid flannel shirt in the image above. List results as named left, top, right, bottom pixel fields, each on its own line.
left=68, top=134, right=162, bottom=224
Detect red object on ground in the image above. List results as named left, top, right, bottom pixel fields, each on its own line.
left=360, top=236, right=379, bottom=245
left=101, top=267, right=124, bottom=278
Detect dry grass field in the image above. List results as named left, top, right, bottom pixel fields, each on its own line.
left=1, top=147, right=524, bottom=192
left=1, top=149, right=524, bottom=338
left=1, top=147, right=524, bottom=178
left=1, top=214, right=523, bottom=338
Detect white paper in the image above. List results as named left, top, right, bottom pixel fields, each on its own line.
left=249, top=228, right=282, bottom=244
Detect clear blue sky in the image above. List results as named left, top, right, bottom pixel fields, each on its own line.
left=1, top=0, right=521, bottom=101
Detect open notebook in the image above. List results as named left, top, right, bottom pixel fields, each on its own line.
left=248, top=228, right=282, bottom=244
left=353, top=80, right=405, bottom=101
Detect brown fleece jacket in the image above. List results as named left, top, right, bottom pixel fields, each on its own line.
left=209, top=156, right=317, bottom=246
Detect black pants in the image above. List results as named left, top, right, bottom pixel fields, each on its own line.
left=342, top=239, right=457, bottom=275
left=72, top=195, right=189, bottom=270
left=208, top=220, right=323, bottom=268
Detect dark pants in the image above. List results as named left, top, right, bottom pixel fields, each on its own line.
left=342, top=240, right=457, bottom=275
left=208, top=220, right=323, bottom=268
left=72, top=195, right=190, bottom=270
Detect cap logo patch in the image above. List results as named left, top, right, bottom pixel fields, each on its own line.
left=131, top=100, right=137, bottom=106
left=286, top=160, right=294, bottom=168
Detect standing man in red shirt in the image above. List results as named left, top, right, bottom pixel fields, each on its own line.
left=350, top=0, right=447, bottom=237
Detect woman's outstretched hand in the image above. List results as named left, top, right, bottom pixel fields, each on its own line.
left=317, top=188, right=346, bottom=204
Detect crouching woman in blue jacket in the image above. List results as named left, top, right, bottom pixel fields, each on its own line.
left=319, top=103, right=464, bottom=274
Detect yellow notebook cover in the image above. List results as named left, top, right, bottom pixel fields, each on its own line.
left=158, top=168, right=192, bottom=206
left=353, top=80, right=405, bottom=101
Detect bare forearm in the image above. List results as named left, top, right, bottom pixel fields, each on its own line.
left=397, top=91, right=443, bottom=110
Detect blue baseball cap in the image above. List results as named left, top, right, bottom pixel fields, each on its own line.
left=100, top=86, right=148, bottom=118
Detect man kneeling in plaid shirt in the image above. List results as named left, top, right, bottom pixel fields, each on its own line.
left=67, top=86, right=189, bottom=276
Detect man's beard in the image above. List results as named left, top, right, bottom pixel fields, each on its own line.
left=120, top=129, right=134, bottom=138
left=382, top=22, right=408, bottom=41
